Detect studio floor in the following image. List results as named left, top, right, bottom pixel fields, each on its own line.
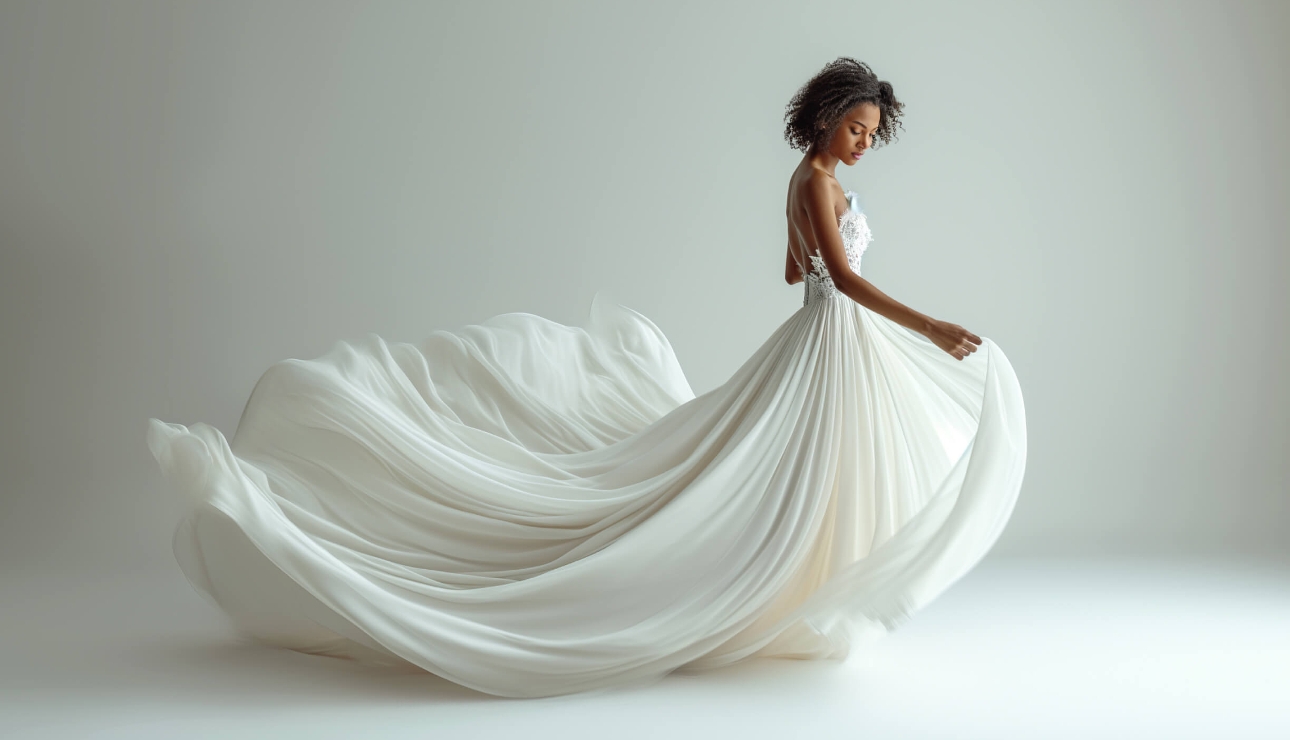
left=2, top=556, right=1287, bottom=739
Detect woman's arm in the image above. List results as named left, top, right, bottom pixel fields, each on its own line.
left=800, top=174, right=927, bottom=332
left=800, top=174, right=981, bottom=359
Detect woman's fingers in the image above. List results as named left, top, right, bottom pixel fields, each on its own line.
left=932, top=321, right=984, bottom=360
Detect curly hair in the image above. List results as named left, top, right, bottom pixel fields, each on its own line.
left=783, top=57, right=905, bottom=153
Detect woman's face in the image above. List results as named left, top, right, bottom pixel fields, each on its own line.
left=825, top=102, right=881, bottom=165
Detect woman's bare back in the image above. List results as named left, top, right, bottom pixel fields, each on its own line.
left=785, top=164, right=851, bottom=280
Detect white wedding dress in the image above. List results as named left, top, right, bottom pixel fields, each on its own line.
left=147, top=189, right=1027, bottom=698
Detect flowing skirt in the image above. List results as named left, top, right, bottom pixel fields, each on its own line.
left=146, top=289, right=1027, bottom=698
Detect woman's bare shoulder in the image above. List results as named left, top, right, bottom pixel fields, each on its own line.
left=796, top=170, right=844, bottom=220
left=787, top=169, right=841, bottom=211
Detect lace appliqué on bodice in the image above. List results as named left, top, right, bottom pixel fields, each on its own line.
left=803, top=190, right=872, bottom=307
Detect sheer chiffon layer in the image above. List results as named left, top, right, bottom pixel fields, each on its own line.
left=146, top=290, right=1027, bottom=698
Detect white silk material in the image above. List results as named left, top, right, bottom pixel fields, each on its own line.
left=146, top=191, right=1028, bottom=698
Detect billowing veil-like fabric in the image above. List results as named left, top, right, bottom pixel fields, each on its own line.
left=146, top=190, right=1027, bottom=698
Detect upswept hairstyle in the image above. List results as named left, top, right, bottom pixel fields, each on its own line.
left=783, top=57, right=905, bottom=153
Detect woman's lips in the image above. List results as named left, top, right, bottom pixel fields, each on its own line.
left=852, top=152, right=863, bottom=159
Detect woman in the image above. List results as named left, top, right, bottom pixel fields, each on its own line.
left=147, top=57, right=1027, bottom=699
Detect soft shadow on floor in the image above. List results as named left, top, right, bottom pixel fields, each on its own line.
left=4, top=558, right=1288, bottom=740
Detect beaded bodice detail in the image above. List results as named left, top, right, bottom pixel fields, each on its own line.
left=803, top=189, right=872, bottom=307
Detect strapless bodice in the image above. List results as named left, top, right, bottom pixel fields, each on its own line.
left=803, top=189, right=872, bottom=307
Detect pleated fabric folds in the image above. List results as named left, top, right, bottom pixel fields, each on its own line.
left=146, top=288, right=1027, bottom=698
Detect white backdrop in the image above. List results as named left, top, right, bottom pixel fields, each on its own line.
left=0, top=0, right=1286, bottom=576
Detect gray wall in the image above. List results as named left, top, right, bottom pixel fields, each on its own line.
left=1, top=0, right=1286, bottom=574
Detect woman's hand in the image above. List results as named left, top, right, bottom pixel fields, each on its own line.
left=923, top=319, right=982, bottom=360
